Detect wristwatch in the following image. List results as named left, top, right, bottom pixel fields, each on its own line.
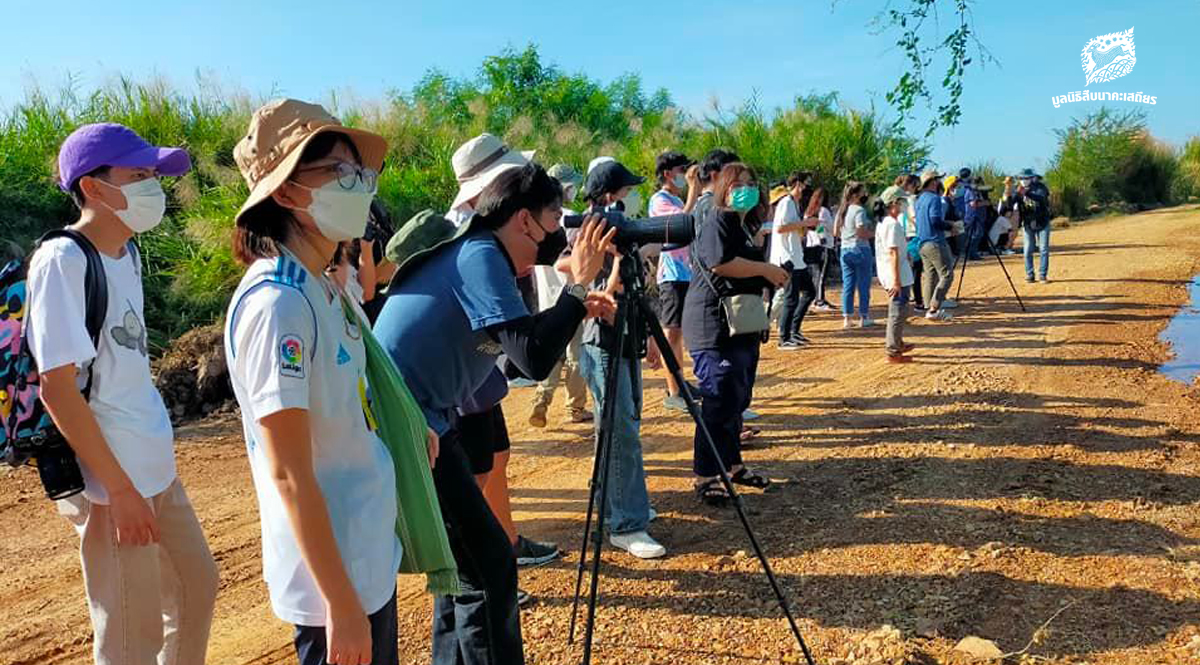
left=564, top=283, right=587, bottom=303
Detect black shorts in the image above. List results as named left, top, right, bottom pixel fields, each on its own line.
left=658, top=281, right=689, bottom=329
left=456, top=403, right=511, bottom=475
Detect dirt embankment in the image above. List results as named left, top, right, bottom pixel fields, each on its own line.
left=2, top=206, right=1199, bottom=665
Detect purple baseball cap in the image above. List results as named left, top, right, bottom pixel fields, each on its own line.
left=57, top=123, right=191, bottom=192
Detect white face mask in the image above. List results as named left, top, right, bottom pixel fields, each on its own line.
left=672, top=174, right=687, bottom=190
left=100, top=177, right=166, bottom=233
left=295, top=180, right=374, bottom=242
left=622, top=189, right=642, bottom=216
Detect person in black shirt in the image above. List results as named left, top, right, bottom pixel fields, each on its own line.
left=683, top=162, right=787, bottom=506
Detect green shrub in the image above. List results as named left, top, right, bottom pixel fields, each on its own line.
left=0, top=46, right=928, bottom=348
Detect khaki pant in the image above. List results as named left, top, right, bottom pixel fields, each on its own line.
left=532, top=329, right=587, bottom=413
left=58, top=479, right=218, bottom=665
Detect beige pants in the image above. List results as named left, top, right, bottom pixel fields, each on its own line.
left=58, top=479, right=218, bottom=665
left=532, top=328, right=588, bottom=413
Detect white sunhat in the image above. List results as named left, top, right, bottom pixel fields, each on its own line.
left=450, top=133, right=536, bottom=210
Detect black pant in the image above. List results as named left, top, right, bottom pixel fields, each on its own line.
left=778, top=264, right=816, bottom=339
left=294, top=590, right=399, bottom=665
left=911, top=255, right=925, bottom=307
left=813, top=246, right=835, bottom=304
left=691, top=335, right=758, bottom=477
left=431, top=429, right=524, bottom=665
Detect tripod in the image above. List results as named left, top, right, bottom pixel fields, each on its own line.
left=953, top=222, right=1027, bottom=312
left=566, top=248, right=818, bottom=665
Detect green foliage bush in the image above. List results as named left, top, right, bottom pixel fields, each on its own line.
left=0, top=47, right=931, bottom=349
left=1044, top=108, right=1185, bottom=218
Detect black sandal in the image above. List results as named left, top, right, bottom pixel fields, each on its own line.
left=730, top=467, right=772, bottom=489
left=695, top=478, right=731, bottom=506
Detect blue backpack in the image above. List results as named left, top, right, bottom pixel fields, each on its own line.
left=0, top=229, right=111, bottom=499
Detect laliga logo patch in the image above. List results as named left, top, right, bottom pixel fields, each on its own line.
left=279, top=334, right=305, bottom=378
left=1081, top=27, right=1135, bottom=86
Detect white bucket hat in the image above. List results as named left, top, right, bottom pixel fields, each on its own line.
left=450, top=133, right=535, bottom=210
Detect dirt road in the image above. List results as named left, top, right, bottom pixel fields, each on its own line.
left=3, top=207, right=1200, bottom=665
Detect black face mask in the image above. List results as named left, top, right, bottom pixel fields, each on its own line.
left=535, top=227, right=569, bottom=266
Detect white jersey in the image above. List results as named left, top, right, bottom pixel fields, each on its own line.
left=225, top=249, right=401, bottom=626
left=26, top=236, right=176, bottom=504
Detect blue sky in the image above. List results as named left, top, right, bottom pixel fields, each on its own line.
left=2, top=0, right=1195, bottom=174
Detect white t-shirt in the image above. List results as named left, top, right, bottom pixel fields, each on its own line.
left=806, top=207, right=834, bottom=248
left=874, top=216, right=915, bottom=289
left=769, top=196, right=805, bottom=269
left=225, top=250, right=401, bottom=626
left=25, top=236, right=176, bottom=504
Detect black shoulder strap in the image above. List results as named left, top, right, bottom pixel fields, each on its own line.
left=35, top=229, right=112, bottom=400
left=36, top=229, right=108, bottom=347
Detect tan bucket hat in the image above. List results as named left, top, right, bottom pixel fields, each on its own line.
left=450, top=134, right=535, bottom=210
left=233, top=99, right=388, bottom=226
left=918, top=169, right=944, bottom=190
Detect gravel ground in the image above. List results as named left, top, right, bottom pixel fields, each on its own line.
left=2, top=206, right=1199, bottom=665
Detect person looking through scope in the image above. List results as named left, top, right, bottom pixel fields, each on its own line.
left=374, top=162, right=616, bottom=663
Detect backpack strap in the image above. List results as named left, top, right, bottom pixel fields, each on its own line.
left=34, top=229, right=113, bottom=400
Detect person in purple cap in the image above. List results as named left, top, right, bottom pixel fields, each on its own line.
left=26, top=123, right=218, bottom=665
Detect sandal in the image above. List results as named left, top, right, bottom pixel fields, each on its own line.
left=730, top=467, right=772, bottom=489
left=695, top=478, right=731, bottom=506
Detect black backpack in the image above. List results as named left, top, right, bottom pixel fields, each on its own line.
left=0, top=228, right=116, bottom=499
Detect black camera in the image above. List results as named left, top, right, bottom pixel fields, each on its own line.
left=34, top=437, right=86, bottom=500
left=562, top=211, right=695, bottom=249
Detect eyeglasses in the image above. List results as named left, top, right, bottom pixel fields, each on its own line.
left=296, top=162, right=379, bottom=192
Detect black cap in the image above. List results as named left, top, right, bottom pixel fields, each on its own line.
left=958, top=167, right=972, bottom=179
left=655, top=151, right=693, bottom=176
left=584, top=160, right=645, bottom=199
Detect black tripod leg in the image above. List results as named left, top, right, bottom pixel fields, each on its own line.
left=636, top=293, right=818, bottom=665
left=578, top=310, right=629, bottom=665
left=568, top=303, right=628, bottom=645
left=984, top=235, right=1027, bottom=312
left=955, top=225, right=973, bottom=301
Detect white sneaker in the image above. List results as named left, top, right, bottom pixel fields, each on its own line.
left=925, top=309, right=953, bottom=321
left=610, top=531, right=667, bottom=559
left=941, top=299, right=959, bottom=309
left=842, top=316, right=853, bottom=330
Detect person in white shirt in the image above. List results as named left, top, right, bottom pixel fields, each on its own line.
left=875, top=186, right=917, bottom=363
left=769, top=172, right=817, bottom=349
left=29, top=122, right=217, bottom=665
left=529, top=163, right=593, bottom=427
left=835, top=181, right=876, bottom=328
left=224, top=99, right=436, bottom=665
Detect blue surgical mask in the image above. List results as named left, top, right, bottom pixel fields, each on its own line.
left=729, top=185, right=759, bottom=213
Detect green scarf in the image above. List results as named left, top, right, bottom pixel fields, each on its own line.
left=350, top=301, right=460, bottom=596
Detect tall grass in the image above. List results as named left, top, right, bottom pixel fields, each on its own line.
left=0, top=48, right=933, bottom=348
left=1044, top=108, right=1182, bottom=218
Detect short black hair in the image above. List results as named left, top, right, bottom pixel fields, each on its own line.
left=959, top=167, right=972, bottom=179
left=233, top=132, right=362, bottom=265
left=67, top=165, right=112, bottom=209
left=655, top=151, right=691, bottom=184
left=699, top=149, right=739, bottom=184
left=475, top=163, right=563, bottom=231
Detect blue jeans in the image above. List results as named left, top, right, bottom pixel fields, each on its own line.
left=1023, top=225, right=1051, bottom=279
left=295, top=590, right=398, bottom=665
left=690, top=335, right=758, bottom=478
left=578, top=344, right=652, bottom=535
left=840, top=245, right=873, bottom=317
